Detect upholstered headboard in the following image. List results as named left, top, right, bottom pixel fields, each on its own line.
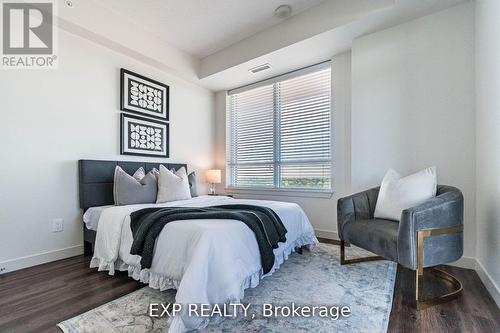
left=78, top=159, right=187, bottom=210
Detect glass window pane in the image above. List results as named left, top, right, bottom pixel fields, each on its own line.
left=226, top=64, right=332, bottom=191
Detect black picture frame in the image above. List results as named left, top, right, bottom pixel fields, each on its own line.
left=120, top=68, right=169, bottom=121
left=120, top=113, right=169, bottom=158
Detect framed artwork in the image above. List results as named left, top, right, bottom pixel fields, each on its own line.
left=120, top=68, right=169, bottom=120
left=120, top=113, right=169, bottom=157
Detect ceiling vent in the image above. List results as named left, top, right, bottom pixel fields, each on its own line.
left=249, top=63, right=272, bottom=74
left=274, top=4, right=292, bottom=19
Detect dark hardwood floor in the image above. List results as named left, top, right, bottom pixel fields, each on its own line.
left=319, top=238, right=500, bottom=333
left=388, top=264, right=500, bottom=333
left=0, top=241, right=498, bottom=333
left=0, top=256, right=142, bottom=333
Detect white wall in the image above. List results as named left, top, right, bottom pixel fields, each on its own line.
left=0, top=28, right=214, bottom=272
left=475, top=0, right=500, bottom=305
left=57, top=1, right=201, bottom=83
left=213, top=52, right=352, bottom=238
left=214, top=3, right=476, bottom=248
left=351, top=2, right=476, bottom=258
left=200, top=0, right=393, bottom=78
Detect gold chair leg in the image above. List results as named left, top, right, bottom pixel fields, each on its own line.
left=340, top=240, right=384, bottom=265
left=415, top=226, right=464, bottom=310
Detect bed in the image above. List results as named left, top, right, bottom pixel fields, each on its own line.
left=79, top=159, right=318, bottom=332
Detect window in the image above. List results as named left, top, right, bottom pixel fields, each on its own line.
left=226, top=63, right=332, bottom=192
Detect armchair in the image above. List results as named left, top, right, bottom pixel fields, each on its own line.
left=337, top=185, right=464, bottom=309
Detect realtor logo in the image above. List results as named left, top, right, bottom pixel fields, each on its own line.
left=1, top=0, right=57, bottom=68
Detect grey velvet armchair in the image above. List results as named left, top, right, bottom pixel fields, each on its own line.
left=337, top=185, right=464, bottom=309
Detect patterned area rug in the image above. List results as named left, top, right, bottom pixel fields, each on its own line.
left=58, top=243, right=396, bottom=333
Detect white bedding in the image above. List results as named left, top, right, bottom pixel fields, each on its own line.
left=83, top=205, right=112, bottom=231
left=90, top=195, right=318, bottom=332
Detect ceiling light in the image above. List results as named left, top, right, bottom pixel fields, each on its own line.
left=249, top=63, right=272, bottom=74
left=274, top=4, right=292, bottom=19
left=65, top=0, right=74, bottom=8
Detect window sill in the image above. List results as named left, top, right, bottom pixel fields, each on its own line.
left=225, top=187, right=334, bottom=199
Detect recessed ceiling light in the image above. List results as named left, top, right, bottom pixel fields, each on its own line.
left=274, top=4, right=292, bottom=19
left=65, top=0, right=74, bottom=8
left=249, top=63, right=272, bottom=74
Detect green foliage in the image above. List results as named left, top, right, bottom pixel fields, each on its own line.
left=281, top=178, right=329, bottom=189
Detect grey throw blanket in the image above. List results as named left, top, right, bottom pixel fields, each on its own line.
left=129, top=204, right=287, bottom=274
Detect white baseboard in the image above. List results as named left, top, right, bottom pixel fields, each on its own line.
left=0, top=245, right=83, bottom=274
left=314, top=229, right=339, bottom=240
left=315, top=231, right=477, bottom=269
left=449, top=256, right=477, bottom=269
left=475, top=259, right=500, bottom=307
left=312, top=231, right=499, bottom=306
left=2, top=238, right=499, bottom=308
left=446, top=257, right=499, bottom=307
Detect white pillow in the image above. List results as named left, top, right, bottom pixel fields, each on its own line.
left=132, top=167, right=145, bottom=181
left=374, top=166, right=437, bottom=221
left=156, top=165, right=192, bottom=203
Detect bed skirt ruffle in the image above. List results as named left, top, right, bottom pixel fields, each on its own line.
left=89, top=256, right=128, bottom=275
left=89, top=232, right=318, bottom=332
left=129, top=232, right=317, bottom=293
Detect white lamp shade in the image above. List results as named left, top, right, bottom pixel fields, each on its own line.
left=205, top=169, right=221, bottom=184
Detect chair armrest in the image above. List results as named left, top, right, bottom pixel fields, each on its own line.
left=337, top=187, right=379, bottom=240
left=398, top=187, right=464, bottom=269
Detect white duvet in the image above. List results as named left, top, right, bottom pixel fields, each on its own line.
left=90, top=195, right=317, bottom=332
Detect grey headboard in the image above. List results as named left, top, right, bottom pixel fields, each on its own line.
left=78, top=159, right=187, bottom=210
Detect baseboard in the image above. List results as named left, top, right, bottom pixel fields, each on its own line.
left=311, top=232, right=499, bottom=306
left=314, top=229, right=338, bottom=240
left=444, top=256, right=499, bottom=307
left=449, top=256, right=476, bottom=270
left=1, top=240, right=499, bottom=308
left=0, top=245, right=84, bottom=274
left=475, top=259, right=500, bottom=307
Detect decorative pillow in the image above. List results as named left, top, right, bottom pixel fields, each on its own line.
left=172, top=167, right=197, bottom=196
left=132, top=167, right=145, bottom=180
left=152, top=167, right=159, bottom=179
left=113, top=166, right=158, bottom=206
left=156, top=165, right=192, bottom=203
left=374, top=166, right=437, bottom=221
left=188, top=171, right=199, bottom=197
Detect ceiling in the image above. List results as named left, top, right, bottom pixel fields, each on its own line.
left=199, top=0, right=469, bottom=91
left=55, top=0, right=469, bottom=91
left=96, top=0, right=326, bottom=58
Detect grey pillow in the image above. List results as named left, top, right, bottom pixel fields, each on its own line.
left=113, top=166, right=158, bottom=206
left=188, top=172, right=198, bottom=197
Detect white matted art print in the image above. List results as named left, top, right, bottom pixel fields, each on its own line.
left=120, top=68, right=169, bottom=120
left=120, top=113, right=169, bottom=157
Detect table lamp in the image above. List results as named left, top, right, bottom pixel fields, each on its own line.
left=205, top=169, right=221, bottom=195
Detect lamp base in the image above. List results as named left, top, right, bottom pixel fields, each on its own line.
left=209, top=183, right=216, bottom=195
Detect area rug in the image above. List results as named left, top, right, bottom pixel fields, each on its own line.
left=58, top=243, right=396, bottom=333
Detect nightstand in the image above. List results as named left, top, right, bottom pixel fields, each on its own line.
left=208, top=194, right=234, bottom=198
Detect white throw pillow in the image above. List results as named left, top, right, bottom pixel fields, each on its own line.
left=132, top=167, right=145, bottom=181
left=156, top=165, right=192, bottom=203
left=374, top=166, right=437, bottom=221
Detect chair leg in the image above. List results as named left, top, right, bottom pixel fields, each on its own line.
left=339, top=240, right=384, bottom=265
left=415, top=227, right=464, bottom=310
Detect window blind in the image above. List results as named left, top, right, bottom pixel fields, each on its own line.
left=227, top=64, right=331, bottom=191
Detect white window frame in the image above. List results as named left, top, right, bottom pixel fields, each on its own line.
left=225, top=61, right=334, bottom=198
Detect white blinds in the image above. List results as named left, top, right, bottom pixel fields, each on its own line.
left=227, top=64, right=331, bottom=191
